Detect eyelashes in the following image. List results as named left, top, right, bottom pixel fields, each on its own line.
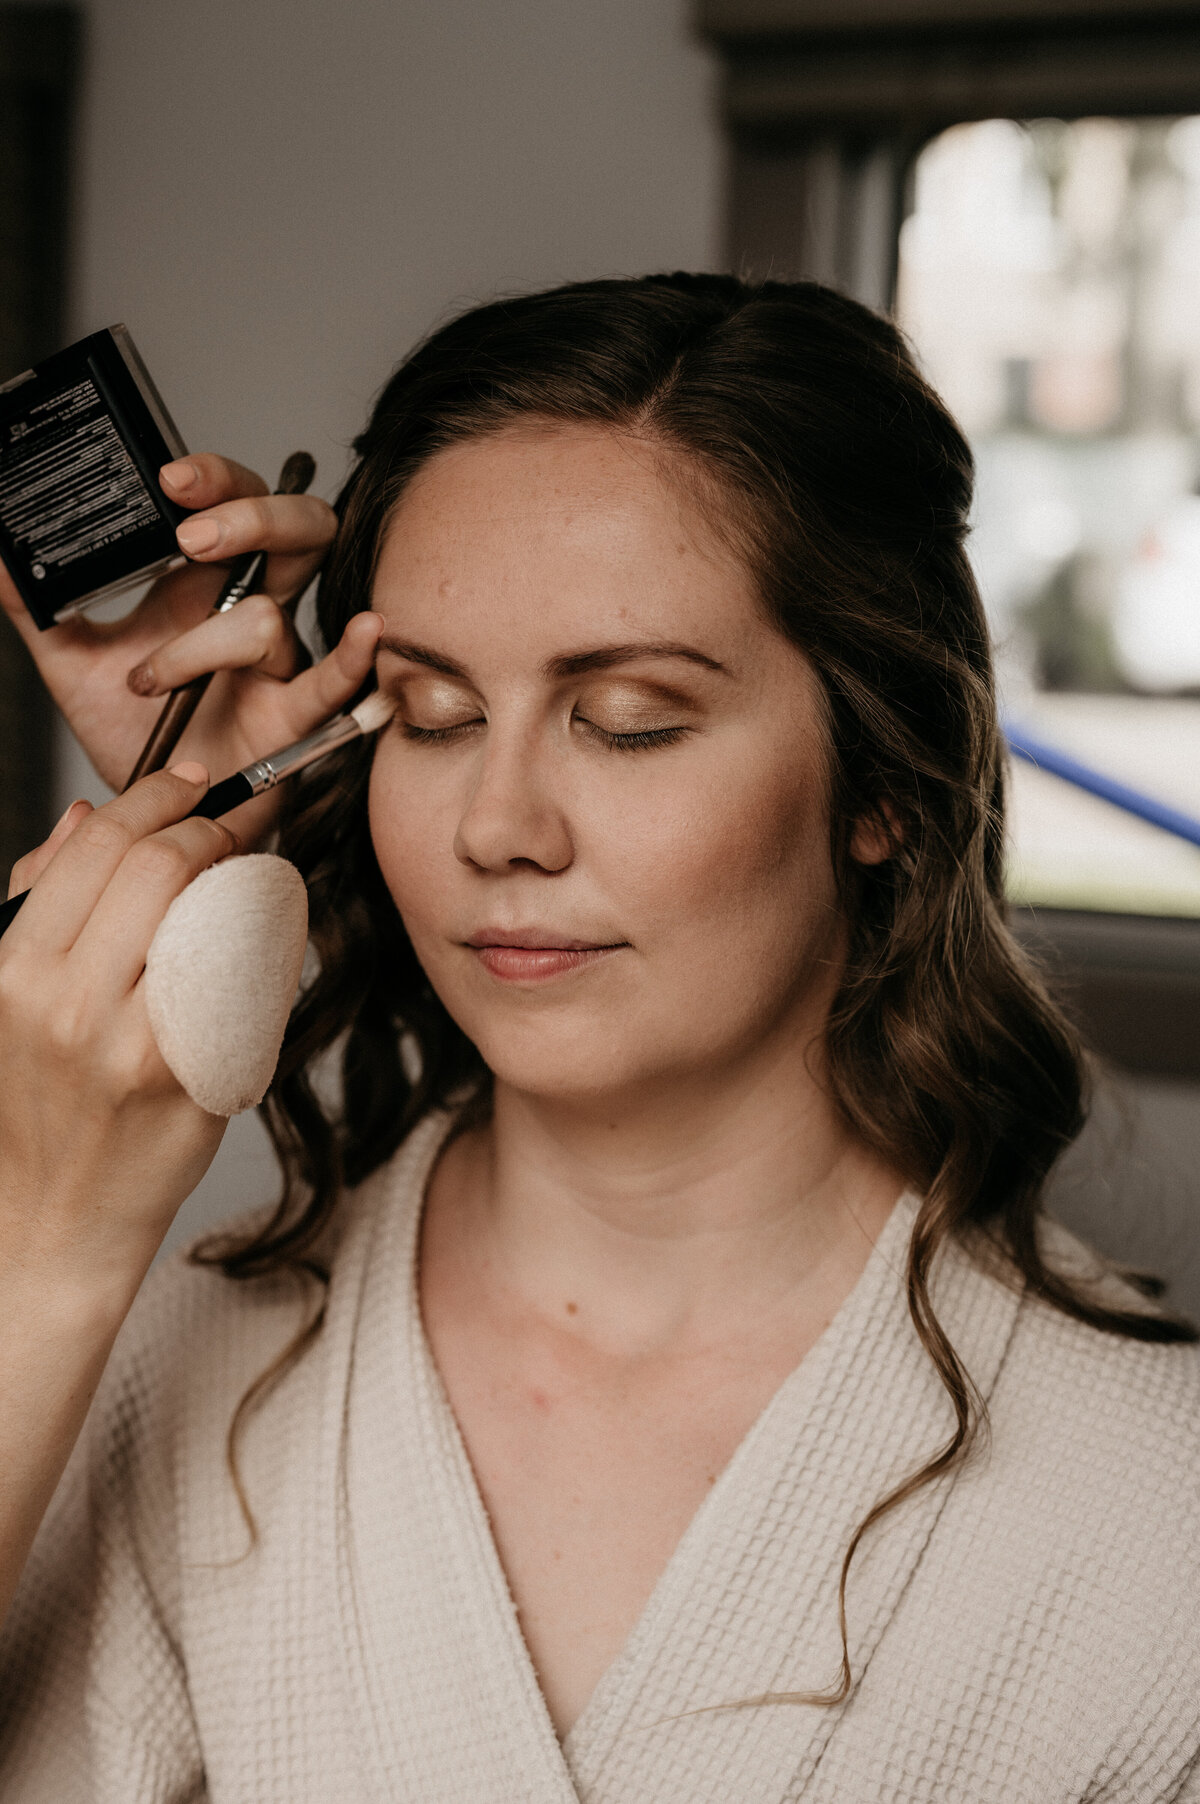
left=400, top=720, right=689, bottom=753
left=589, top=726, right=688, bottom=752
left=399, top=723, right=474, bottom=746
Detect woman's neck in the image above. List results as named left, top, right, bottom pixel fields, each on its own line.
left=428, top=1040, right=904, bottom=1358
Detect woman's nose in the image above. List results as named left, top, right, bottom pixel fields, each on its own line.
left=452, top=737, right=573, bottom=874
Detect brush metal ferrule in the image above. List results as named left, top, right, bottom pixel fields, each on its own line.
left=247, top=711, right=364, bottom=794
left=215, top=550, right=267, bottom=613
left=242, top=758, right=279, bottom=796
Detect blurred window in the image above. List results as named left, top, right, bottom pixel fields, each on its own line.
left=897, top=118, right=1200, bottom=917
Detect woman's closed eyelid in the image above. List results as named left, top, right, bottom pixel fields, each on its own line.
left=390, top=672, right=479, bottom=709
left=391, top=694, right=695, bottom=733
left=401, top=717, right=484, bottom=743
left=386, top=674, right=484, bottom=736
left=388, top=673, right=701, bottom=745
left=399, top=715, right=691, bottom=752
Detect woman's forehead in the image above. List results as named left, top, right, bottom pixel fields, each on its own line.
left=371, top=424, right=766, bottom=663
left=382, top=424, right=728, bottom=566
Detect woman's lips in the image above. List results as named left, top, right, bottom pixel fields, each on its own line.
left=465, top=931, right=625, bottom=982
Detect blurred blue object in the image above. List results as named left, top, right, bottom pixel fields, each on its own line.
left=1004, top=719, right=1200, bottom=852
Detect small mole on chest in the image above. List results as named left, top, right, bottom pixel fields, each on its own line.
left=565, top=1301, right=578, bottom=1316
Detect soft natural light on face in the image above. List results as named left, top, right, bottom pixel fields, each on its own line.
left=897, top=116, right=1200, bottom=916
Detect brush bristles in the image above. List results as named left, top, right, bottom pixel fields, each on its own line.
left=349, top=690, right=397, bottom=735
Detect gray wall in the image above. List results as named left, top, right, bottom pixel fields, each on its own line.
left=70, top=0, right=718, bottom=488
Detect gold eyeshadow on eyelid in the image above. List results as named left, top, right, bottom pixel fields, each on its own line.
left=576, top=682, right=697, bottom=735
left=580, top=712, right=685, bottom=737
left=390, top=673, right=480, bottom=719
left=589, top=674, right=698, bottom=699
left=416, top=673, right=475, bottom=701
left=399, top=713, right=680, bottom=737
left=386, top=671, right=700, bottom=733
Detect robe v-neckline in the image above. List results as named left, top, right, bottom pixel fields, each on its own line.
left=325, top=1115, right=1023, bottom=1804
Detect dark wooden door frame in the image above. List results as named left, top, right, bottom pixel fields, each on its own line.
left=1012, top=909, right=1200, bottom=1083
left=698, top=0, right=1200, bottom=136
left=0, top=6, right=81, bottom=878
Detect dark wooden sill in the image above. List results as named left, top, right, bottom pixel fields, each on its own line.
left=1012, top=907, right=1200, bottom=1081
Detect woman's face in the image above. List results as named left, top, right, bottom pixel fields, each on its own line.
left=368, top=423, right=868, bottom=1106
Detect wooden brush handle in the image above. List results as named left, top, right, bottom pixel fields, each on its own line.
left=123, top=676, right=212, bottom=788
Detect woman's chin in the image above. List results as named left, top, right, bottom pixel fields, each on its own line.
left=469, top=1026, right=683, bottom=1112
left=483, top=1054, right=653, bottom=1108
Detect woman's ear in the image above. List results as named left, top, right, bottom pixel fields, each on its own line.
left=849, top=800, right=901, bottom=867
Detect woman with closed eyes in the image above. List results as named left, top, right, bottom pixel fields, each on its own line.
left=0, top=274, right=1197, bottom=1803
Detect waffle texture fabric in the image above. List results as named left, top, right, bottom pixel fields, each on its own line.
left=1, top=1110, right=1199, bottom=1802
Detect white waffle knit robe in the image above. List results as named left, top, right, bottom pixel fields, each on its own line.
left=2, top=1112, right=1200, bottom=1802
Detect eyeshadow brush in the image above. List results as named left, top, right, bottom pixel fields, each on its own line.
left=0, top=691, right=396, bottom=942
left=183, top=688, right=395, bottom=820
left=123, top=449, right=317, bottom=790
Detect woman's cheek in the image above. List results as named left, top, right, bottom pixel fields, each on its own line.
left=367, top=752, right=450, bottom=922
left=651, top=748, right=825, bottom=899
left=657, top=758, right=838, bottom=984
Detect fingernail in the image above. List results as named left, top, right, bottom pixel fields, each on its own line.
left=168, top=761, right=209, bottom=785
left=177, top=516, right=221, bottom=555
left=52, top=798, right=85, bottom=832
left=161, top=459, right=198, bottom=492
left=127, top=662, right=159, bottom=696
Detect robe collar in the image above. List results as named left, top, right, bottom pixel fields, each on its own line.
left=324, top=1116, right=1023, bottom=1803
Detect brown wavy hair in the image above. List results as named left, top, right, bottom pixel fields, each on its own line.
left=194, top=272, right=1196, bottom=1693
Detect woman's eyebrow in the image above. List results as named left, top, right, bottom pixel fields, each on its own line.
left=377, top=635, right=727, bottom=679
left=546, top=643, right=727, bottom=678
left=377, top=637, right=467, bottom=677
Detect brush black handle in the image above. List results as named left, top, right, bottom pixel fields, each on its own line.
left=184, top=771, right=256, bottom=821
left=0, top=771, right=259, bottom=943
left=0, top=890, right=25, bottom=938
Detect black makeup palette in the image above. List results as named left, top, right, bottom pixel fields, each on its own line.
left=0, top=326, right=188, bottom=630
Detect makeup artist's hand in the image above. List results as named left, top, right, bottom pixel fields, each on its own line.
left=0, top=763, right=236, bottom=1267
left=0, top=764, right=240, bottom=1625
left=0, top=454, right=363, bottom=833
